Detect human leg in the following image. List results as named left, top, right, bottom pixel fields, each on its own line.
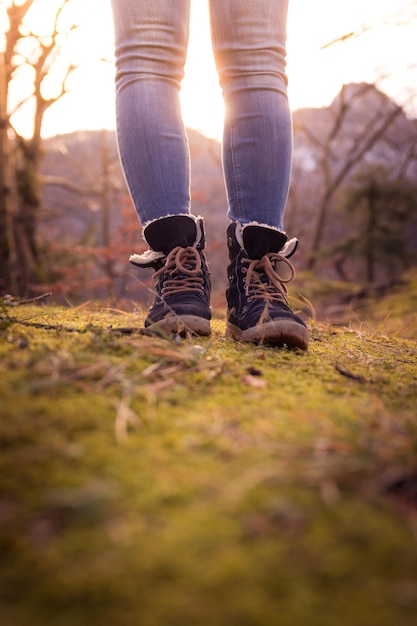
left=111, top=0, right=192, bottom=226
left=209, top=0, right=292, bottom=230
left=209, top=0, right=308, bottom=349
left=111, top=0, right=211, bottom=335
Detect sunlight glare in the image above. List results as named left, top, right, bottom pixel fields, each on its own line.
left=180, top=0, right=223, bottom=141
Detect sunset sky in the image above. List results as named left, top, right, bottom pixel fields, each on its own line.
left=5, top=0, right=417, bottom=140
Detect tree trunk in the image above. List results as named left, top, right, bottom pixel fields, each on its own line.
left=365, top=189, right=377, bottom=283
left=14, top=139, right=44, bottom=295
left=0, top=52, right=18, bottom=295
left=2, top=0, right=78, bottom=297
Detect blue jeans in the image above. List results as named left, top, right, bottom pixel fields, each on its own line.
left=111, top=0, right=292, bottom=232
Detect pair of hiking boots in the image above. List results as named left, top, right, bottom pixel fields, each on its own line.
left=130, top=215, right=309, bottom=350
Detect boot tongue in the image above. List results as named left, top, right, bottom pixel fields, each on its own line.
left=144, top=215, right=197, bottom=256
left=242, top=225, right=288, bottom=259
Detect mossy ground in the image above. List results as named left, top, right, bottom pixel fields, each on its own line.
left=0, top=292, right=416, bottom=626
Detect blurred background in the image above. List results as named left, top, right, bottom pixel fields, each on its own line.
left=1, top=0, right=417, bottom=315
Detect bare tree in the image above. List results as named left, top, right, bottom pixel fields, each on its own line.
left=302, top=83, right=405, bottom=271
left=0, top=0, right=80, bottom=296
left=321, top=1, right=417, bottom=51
left=300, top=1, right=417, bottom=271
left=0, top=49, right=16, bottom=290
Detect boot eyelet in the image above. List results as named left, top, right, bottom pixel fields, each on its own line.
left=241, top=267, right=247, bottom=274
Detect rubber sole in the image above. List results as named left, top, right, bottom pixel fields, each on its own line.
left=226, top=319, right=309, bottom=350
left=145, top=315, right=211, bottom=338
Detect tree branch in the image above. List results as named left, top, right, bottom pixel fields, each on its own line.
left=41, top=175, right=100, bottom=197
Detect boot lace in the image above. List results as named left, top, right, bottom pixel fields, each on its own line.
left=154, top=246, right=204, bottom=298
left=243, top=253, right=295, bottom=305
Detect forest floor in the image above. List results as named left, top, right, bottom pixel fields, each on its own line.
left=1, top=272, right=416, bottom=626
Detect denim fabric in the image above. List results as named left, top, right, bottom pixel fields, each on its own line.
left=111, top=0, right=292, bottom=231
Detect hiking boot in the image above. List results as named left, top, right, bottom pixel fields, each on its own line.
left=226, top=222, right=309, bottom=350
left=130, top=215, right=212, bottom=337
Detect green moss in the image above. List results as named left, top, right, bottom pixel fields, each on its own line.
left=0, top=302, right=416, bottom=625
